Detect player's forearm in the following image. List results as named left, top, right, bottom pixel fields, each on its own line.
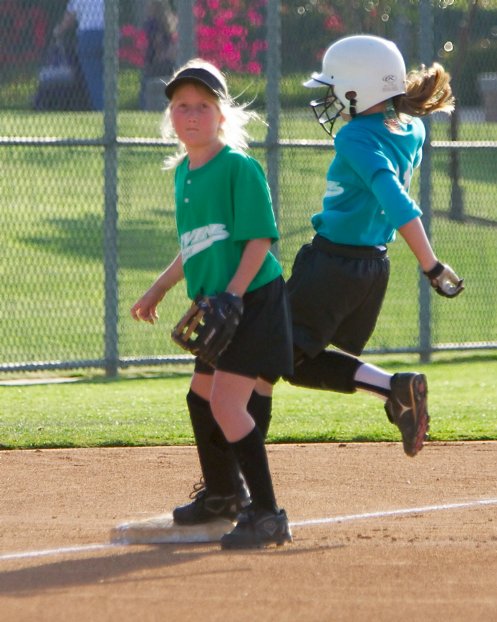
left=398, top=218, right=438, bottom=272
left=152, top=252, right=184, bottom=295
left=226, top=238, right=271, bottom=297
left=399, top=218, right=437, bottom=272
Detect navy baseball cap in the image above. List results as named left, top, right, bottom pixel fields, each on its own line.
left=164, top=67, right=227, bottom=100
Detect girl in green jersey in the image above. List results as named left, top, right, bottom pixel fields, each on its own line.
left=131, top=59, right=293, bottom=549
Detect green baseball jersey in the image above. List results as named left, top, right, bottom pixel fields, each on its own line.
left=174, top=145, right=282, bottom=300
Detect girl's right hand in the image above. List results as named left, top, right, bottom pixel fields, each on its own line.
left=130, top=288, right=165, bottom=324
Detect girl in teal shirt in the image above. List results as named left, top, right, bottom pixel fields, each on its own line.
left=286, top=35, right=464, bottom=458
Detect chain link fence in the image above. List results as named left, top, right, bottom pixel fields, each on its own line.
left=1, top=0, right=497, bottom=375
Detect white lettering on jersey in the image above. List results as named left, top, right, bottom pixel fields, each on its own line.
left=394, top=163, right=413, bottom=191
left=180, top=223, right=230, bottom=263
left=402, top=165, right=412, bottom=191
left=324, top=180, right=344, bottom=198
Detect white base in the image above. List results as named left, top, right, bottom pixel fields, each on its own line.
left=110, top=513, right=234, bottom=544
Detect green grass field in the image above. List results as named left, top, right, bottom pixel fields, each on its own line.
left=1, top=109, right=497, bottom=450
left=1, top=354, right=496, bottom=449
left=2, top=111, right=497, bottom=367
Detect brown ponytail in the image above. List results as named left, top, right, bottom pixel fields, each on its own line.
left=394, top=62, right=455, bottom=117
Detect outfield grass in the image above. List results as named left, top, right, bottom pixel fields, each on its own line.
left=1, top=354, right=496, bottom=449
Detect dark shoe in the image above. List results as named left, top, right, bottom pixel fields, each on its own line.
left=173, top=479, right=250, bottom=525
left=384, top=372, right=429, bottom=457
left=220, top=505, right=292, bottom=549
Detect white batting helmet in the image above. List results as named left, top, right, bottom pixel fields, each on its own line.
left=304, top=35, right=406, bottom=135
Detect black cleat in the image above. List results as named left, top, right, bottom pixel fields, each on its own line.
left=220, top=505, right=292, bottom=549
left=173, top=479, right=250, bottom=525
left=384, top=372, right=429, bottom=457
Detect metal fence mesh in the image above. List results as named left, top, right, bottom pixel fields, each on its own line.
left=1, top=0, right=497, bottom=374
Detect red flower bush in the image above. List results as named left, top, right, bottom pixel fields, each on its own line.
left=119, top=25, right=148, bottom=68
left=194, top=0, right=267, bottom=74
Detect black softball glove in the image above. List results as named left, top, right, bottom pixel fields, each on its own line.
left=171, top=292, right=244, bottom=365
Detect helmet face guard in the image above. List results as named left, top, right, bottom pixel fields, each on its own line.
left=309, top=85, right=345, bottom=137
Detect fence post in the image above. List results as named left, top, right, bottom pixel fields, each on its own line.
left=103, top=0, right=119, bottom=377
left=418, top=0, right=433, bottom=363
left=266, top=0, right=281, bottom=258
left=177, top=0, right=197, bottom=66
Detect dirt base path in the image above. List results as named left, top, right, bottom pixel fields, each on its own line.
left=1, top=442, right=497, bottom=622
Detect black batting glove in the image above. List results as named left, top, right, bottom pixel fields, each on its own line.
left=424, top=261, right=464, bottom=298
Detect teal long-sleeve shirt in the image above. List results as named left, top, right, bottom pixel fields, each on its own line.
left=311, top=112, right=424, bottom=247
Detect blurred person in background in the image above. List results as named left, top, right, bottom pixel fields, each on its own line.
left=54, top=0, right=104, bottom=111
left=140, top=0, right=177, bottom=110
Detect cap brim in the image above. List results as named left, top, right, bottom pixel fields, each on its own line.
left=165, top=67, right=227, bottom=100
left=303, top=73, right=332, bottom=88
left=165, top=77, right=220, bottom=99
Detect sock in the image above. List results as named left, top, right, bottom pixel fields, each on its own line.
left=285, top=349, right=361, bottom=393
left=247, top=391, right=272, bottom=438
left=354, top=363, right=392, bottom=399
left=229, top=426, right=277, bottom=514
left=186, top=390, right=240, bottom=496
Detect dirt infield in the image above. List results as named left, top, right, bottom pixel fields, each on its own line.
left=1, top=442, right=497, bottom=622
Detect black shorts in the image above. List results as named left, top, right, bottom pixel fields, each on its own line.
left=194, top=276, right=293, bottom=384
left=287, top=235, right=390, bottom=357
